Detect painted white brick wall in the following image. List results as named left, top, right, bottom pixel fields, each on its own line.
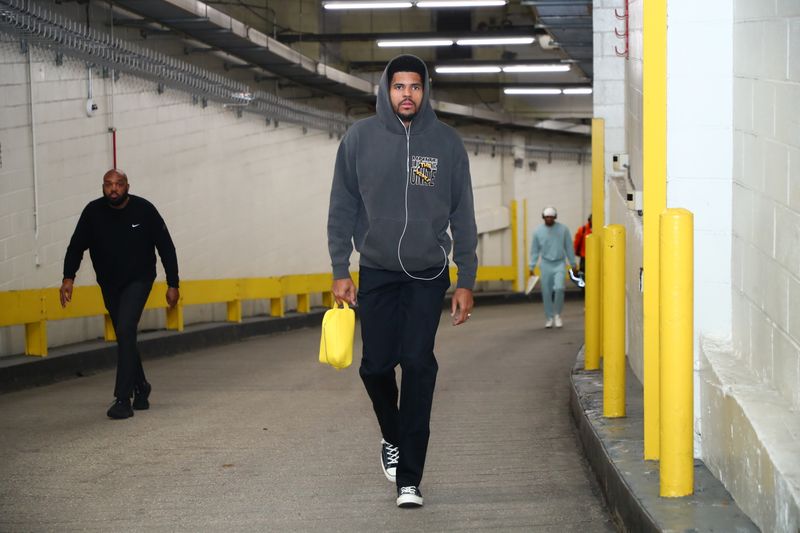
left=697, top=1, right=800, bottom=531
left=594, top=0, right=799, bottom=525
left=732, top=1, right=800, bottom=412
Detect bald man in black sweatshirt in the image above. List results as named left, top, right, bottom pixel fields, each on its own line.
left=61, top=169, right=180, bottom=419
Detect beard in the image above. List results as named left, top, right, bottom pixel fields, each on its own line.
left=105, top=191, right=129, bottom=207
left=395, top=99, right=418, bottom=122
left=396, top=110, right=417, bottom=122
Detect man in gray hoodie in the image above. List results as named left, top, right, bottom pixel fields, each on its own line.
left=327, top=54, right=478, bottom=508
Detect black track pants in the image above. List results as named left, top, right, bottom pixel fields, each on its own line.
left=357, top=265, right=450, bottom=488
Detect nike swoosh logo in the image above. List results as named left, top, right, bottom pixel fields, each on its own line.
left=131, top=224, right=140, bottom=228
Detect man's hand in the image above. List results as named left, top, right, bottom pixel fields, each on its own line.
left=332, top=277, right=357, bottom=306
left=59, top=278, right=74, bottom=308
left=166, top=287, right=180, bottom=308
left=450, top=288, right=473, bottom=326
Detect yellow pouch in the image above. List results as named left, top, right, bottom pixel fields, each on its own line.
left=318, top=302, right=355, bottom=370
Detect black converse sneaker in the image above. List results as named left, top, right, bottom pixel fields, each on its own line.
left=381, top=439, right=399, bottom=482
left=396, top=486, right=423, bottom=508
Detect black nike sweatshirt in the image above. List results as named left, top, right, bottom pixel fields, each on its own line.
left=63, top=195, right=179, bottom=289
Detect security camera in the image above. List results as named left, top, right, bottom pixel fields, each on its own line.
left=86, top=98, right=98, bottom=117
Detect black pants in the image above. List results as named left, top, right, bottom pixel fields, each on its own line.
left=101, top=280, right=153, bottom=400
left=357, top=266, right=450, bottom=488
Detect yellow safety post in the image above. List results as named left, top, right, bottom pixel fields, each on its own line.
left=523, top=199, right=529, bottom=289
left=297, top=294, right=311, bottom=313
left=510, top=199, right=520, bottom=292
left=591, top=118, right=605, bottom=359
left=659, top=209, right=694, bottom=497
left=643, top=0, right=668, bottom=461
left=104, top=315, right=116, bottom=341
left=24, top=320, right=48, bottom=356
left=603, top=225, right=626, bottom=417
left=270, top=297, right=285, bottom=317
left=584, top=234, right=601, bottom=370
left=227, top=300, right=242, bottom=323
left=166, top=303, right=184, bottom=332
left=322, top=291, right=335, bottom=308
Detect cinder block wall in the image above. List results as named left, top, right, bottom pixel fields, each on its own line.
left=701, top=2, right=800, bottom=531
left=731, top=0, right=800, bottom=412
left=598, top=0, right=800, bottom=529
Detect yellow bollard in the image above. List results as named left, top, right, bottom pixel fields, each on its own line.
left=584, top=233, right=601, bottom=370
left=24, top=320, right=48, bottom=357
left=603, top=225, right=626, bottom=417
left=659, top=209, right=694, bottom=497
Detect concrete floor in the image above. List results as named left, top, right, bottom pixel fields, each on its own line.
left=0, top=300, right=615, bottom=532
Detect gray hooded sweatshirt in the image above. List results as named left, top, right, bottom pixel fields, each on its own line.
left=327, top=55, right=479, bottom=289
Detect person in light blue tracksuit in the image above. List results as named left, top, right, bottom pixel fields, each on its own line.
left=529, top=206, right=579, bottom=328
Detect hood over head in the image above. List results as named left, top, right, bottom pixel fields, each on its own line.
left=376, top=54, right=436, bottom=134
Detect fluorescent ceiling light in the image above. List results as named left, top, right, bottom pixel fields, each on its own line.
left=455, top=36, right=535, bottom=46
left=323, top=1, right=412, bottom=9
left=435, top=65, right=502, bottom=74
left=563, top=87, right=593, bottom=95
left=502, top=64, right=570, bottom=73
left=416, top=1, right=507, bottom=7
left=378, top=39, right=454, bottom=47
left=504, top=88, right=562, bottom=95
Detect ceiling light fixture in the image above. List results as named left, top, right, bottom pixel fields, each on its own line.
left=377, top=39, right=454, bottom=47
left=504, top=88, right=562, bottom=95
left=323, top=1, right=413, bottom=9
left=563, top=87, right=593, bottom=95
left=455, top=36, right=535, bottom=46
left=435, top=65, right=502, bottom=74
left=501, top=64, right=570, bottom=73
left=416, top=0, right=508, bottom=7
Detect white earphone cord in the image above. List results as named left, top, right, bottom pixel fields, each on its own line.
left=397, top=117, right=448, bottom=281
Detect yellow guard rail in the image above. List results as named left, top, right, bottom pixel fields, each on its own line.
left=1, top=202, right=522, bottom=357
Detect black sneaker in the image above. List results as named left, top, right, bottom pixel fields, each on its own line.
left=396, top=486, right=423, bottom=508
left=107, top=398, right=133, bottom=419
left=381, top=439, right=399, bottom=482
left=133, top=382, right=151, bottom=410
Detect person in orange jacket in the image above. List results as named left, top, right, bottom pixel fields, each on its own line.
left=573, top=214, right=592, bottom=273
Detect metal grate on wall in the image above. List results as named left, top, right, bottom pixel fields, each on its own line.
left=0, top=0, right=351, bottom=135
